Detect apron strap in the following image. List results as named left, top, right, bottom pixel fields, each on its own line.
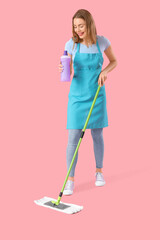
left=77, top=43, right=80, bottom=53
left=96, top=40, right=102, bottom=55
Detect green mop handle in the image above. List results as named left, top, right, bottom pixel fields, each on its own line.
left=54, top=85, right=101, bottom=205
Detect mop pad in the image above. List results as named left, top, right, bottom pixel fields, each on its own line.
left=34, top=196, right=83, bottom=214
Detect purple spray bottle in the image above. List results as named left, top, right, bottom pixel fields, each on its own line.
left=60, top=50, right=71, bottom=82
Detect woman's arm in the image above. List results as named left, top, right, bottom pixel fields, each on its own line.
left=103, top=45, right=118, bottom=74
left=98, top=45, right=118, bottom=86
left=68, top=53, right=73, bottom=75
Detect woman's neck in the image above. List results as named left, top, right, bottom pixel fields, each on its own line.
left=81, top=38, right=92, bottom=47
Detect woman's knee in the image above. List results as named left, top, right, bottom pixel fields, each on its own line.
left=68, top=129, right=82, bottom=145
left=91, top=128, right=103, bottom=140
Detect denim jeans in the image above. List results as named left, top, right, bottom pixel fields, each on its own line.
left=66, top=128, right=104, bottom=177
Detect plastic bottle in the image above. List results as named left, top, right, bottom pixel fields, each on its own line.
left=60, top=50, right=71, bottom=82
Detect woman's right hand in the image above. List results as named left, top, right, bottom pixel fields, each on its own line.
left=58, top=63, right=64, bottom=73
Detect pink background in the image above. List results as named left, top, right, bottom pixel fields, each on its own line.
left=0, top=0, right=160, bottom=239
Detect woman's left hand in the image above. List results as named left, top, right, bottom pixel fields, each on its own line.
left=98, top=71, right=107, bottom=87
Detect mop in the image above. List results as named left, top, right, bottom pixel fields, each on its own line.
left=34, top=85, right=101, bottom=214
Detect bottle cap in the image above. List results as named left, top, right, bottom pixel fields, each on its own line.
left=63, top=50, right=68, bottom=55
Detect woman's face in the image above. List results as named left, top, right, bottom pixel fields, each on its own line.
left=73, top=18, right=88, bottom=40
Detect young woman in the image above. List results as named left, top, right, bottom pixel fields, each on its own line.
left=59, top=9, right=117, bottom=195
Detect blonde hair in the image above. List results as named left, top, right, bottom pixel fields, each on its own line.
left=72, top=9, right=97, bottom=50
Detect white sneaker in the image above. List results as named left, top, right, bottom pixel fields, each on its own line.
left=95, top=172, right=106, bottom=186
left=63, top=180, right=74, bottom=195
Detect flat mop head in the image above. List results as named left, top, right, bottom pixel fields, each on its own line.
left=34, top=196, right=83, bottom=214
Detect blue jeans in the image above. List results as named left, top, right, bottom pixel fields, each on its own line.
left=66, top=128, right=104, bottom=177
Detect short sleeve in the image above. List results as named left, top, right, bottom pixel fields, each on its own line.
left=65, top=38, right=73, bottom=55
left=98, top=36, right=111, bottom=51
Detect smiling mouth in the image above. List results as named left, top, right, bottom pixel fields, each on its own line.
left=78, top=32, right=84, bottom=36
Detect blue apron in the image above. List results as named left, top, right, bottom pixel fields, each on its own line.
left=67, top=37, right=108, bottom=129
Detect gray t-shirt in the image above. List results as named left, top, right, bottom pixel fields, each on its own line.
left=65, top=35, right=111, bottom=61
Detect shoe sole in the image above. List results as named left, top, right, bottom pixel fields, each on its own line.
left=63, top=190, right=73, bottom=195
left=95, top=182, right=106, bottom=187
